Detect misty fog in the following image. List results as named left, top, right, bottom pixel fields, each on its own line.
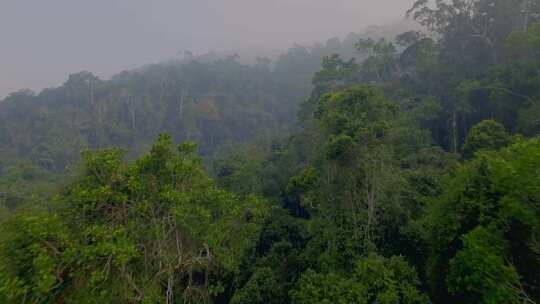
left=0, top=0, right=413, bottom=98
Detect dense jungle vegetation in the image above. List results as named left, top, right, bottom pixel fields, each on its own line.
left=1, top=1, right=540, bottom=303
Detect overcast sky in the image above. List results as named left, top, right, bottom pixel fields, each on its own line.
left=0, top=0, right=413, bottom=98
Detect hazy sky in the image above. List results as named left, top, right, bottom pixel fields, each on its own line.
left=0, top=0, right=413, bottom=98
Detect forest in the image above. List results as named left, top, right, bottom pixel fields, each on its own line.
left=0, top=0, right=539, bottom=303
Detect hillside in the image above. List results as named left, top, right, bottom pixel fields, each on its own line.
left=1, top=1, right=540, bottom=303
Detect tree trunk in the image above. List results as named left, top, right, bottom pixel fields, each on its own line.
left=453, top=110, right=458, bottom=153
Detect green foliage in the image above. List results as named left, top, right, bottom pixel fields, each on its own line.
left=0, top=162, right=59, bottom=213
left=291, top=255, right=430, bottom=304
left=0, top=59, right=298, bottom=177
left=0, top=213, right=69, bottom=303
left=291, top=270, right=368, bottom=304
left=506, top=20, right=540, bottom=59
left=447, top=227, right=522, bottom=304
left=461, top=120, right=511, bottom=158
left=0, top=135, right=268, bottom=303
left=312, top=55, right=359, bottom=93
left=3, top=1, right=540, bottom=303
left=308, top=85, right=434, bottom=255
left=230, top=267, right=284, bottom=304
left=356, top=38, right=399, bottom=83
left=423, top=138, right=540, bottom=302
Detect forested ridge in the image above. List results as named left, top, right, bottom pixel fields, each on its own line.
left=1, top=1, right=540, bottom=303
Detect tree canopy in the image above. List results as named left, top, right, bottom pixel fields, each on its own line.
left=2, top=1, right=540, bottom=303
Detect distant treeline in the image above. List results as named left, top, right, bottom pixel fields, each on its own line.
left=0, top=22, right=410, bottom=213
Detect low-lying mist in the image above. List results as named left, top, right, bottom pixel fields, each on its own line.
left=0, top=0, right=414, bottom=98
